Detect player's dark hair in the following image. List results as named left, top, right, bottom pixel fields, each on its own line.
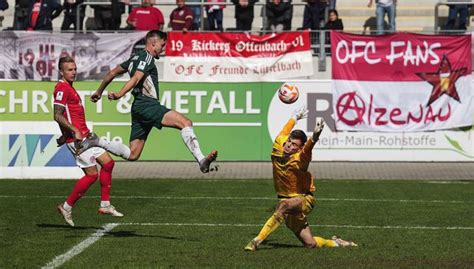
left=58, top=56, right=75, bottom=71
left=290, top=130, right=307, bottom=146
left=146, top=30, right=167, bottom=42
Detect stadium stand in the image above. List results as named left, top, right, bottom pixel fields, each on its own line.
left=0, top=0, right=458, bottom=33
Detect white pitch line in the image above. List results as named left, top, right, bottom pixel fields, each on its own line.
left=38, top=221, right=474, bottom=268
left=41, top=223, right=118, bottom=269
left=115, top=222, right=474, bottom=230
left=0, top=195, right=472, bottom=204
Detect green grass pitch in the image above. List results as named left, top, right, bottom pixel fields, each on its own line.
left=0, top=178, right=473, bottom=268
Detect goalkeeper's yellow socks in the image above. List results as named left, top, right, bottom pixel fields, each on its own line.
left=314, top=237, right=338, bottom=248
left=256, top=213, right=285, bottom=242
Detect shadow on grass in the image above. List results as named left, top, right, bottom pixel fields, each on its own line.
left=37, top=224, right=188, bottom=240
left=37, top=223, right=101, bottom=230
left=104, top=230, right=180, bottom=240
left=260, top=241, right=301, bottom=250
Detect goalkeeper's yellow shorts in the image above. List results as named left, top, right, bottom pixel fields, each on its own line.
left=278, top=193, right=315, bottom=233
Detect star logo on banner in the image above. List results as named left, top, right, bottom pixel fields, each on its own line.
left=416, top=55, right=467, bottom=107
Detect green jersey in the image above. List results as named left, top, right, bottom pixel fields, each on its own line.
left=120, top=50, right=160, bottom=100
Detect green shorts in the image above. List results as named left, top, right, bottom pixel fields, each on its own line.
left=130, top=96, right=171, bottom=141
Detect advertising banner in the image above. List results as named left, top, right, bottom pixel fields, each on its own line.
left=0, top=31, right=144, bottom=81
left=164, top=31, right=313, bottom=82
left=1, top=80, right=473, bottom=178
left=331, top=32, right=474, bottom=132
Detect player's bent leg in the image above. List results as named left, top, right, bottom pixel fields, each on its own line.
left=161, top=109, right=192, bottom=130
left=128, top=139, right=146, bottom=161
left=76, top=132, right=131, bottom=160
left=245, top=198, right=301, bottom=251
left=245, top=211, right=285, bottom=251
left=295, top=225, right=317, bottom=248
left=59, top=166, right=99, bottom=227
left=286, top=213, right=318, bottom=248
left=162, top=110, right=218, bottom=173
left=75, top=132, right=99, bottom=155
left=276, top=197, right=304, bottom=216
left=96, top=153, right=124, bottom=217
left=287, top=216, right=348, bottom=248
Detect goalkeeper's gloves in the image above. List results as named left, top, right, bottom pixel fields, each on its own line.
left=292, top=106, right=308, bottom=121
left=312, top=118, right=325, bottom=142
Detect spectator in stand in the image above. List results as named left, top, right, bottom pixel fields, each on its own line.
left=302, top=0, right=322, bottom=30
left=231, top=0, right=257, bottom=31
left=127, top=0, right=164, bottom=31
left=445, top=0, right=470, bottom=32
left=324, top=9, right=343, bottom=30
left=323, top=9, right=343, bottom=51
left=367, top=0, right=396, bottom=35
left=26, top=0, right=62, bottom=31
left=205, top=0, right=225, bottom=31
left=91, top=0, right=125, bottom=31
left=111, top=0, right=127, bottom=30
left=187, top=0, right=202, bottom=30
left=14, top=0, right=30, bottom=30
left=170, top=0, right=194, bottom=32
left=61, top=0, right=85, bottom=31
left=266, top=0, right=293, bottom=32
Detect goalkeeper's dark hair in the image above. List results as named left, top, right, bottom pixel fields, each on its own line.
left=146, top=30, right=167, bottom=42
left=290, top=129, right=307, bottom=145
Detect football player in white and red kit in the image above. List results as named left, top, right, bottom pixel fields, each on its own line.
left=53, top=56, right=123, bottom=227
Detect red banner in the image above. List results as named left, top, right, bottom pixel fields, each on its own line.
left=164, top=32, right=313, bottom=82
left=331, top=32, right=473, bottom=132
left=331, top=32, right=472, bottom=81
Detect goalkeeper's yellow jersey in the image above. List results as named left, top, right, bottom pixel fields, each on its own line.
left=271, top=118, right=316, bottom=198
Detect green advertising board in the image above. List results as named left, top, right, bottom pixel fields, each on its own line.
left=0, top=81, right=280, bottom=161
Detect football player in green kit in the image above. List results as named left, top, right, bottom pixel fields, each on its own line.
left=79, top=30, right=218, bottom=173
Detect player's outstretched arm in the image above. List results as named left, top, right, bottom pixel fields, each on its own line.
left=278, top=106, right=308, bottom=136
left=292, top=106, right=308, bottom=122
left=301, top=118, right=325, bottom=159
left=312, top=118, right=325, bottom=143
left=91, top=65, right=127, bottom=103
left=108, top=70, right=145, bottom=101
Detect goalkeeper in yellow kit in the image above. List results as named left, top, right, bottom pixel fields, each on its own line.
left=244, top=107, right=357, bottom=251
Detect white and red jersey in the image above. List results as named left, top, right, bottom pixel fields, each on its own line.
left=53, top=80, right=90, bottom=143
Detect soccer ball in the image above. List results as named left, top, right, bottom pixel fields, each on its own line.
left=278, top=83, right=299, bottom=104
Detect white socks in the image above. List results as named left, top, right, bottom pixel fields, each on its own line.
left=100, top=201, right=110, bottom=208
left=180, top=126, right=205, bottom=163
left=97, top=138, right=131, bottom=160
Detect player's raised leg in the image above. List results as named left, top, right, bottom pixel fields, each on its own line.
left=161, top=110, right=218, bottom=173
left=95, top=152, right=124, bottom=217
left=76, top=133, right=131, bottom=160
